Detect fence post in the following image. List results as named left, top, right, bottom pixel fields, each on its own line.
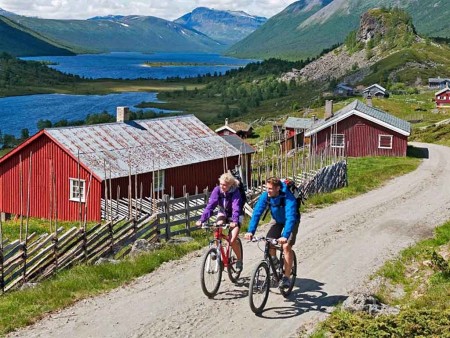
left=163, top=195, right=170, bottom=241
left=0, top=243, right=3, bottom=293
left=185, top=193, right=191, bottom=236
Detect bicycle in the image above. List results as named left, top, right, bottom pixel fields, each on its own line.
left=200, top=223, right=243, bottom=298
left=248, top=236, right=297, bottom=314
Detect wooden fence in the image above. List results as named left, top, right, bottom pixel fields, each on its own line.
left=0, top=160, right=346, bottom=294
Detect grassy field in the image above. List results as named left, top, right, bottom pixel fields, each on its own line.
left=0, top=155, right=422, bottom=335
left=311, top=220, right=450, bottom=337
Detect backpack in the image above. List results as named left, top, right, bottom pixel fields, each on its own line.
left=230, top=168, right=248, bottom=216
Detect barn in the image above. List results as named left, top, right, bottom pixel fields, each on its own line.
left=0, top=111, right=253, bottom=222
left=305, top=100, right=411, bottom=157
left=215, top=119, right=253, bottom=138
left=281, top=117, right=314, bottom=151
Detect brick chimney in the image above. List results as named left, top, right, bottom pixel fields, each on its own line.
left=117, top=106, right=130, bottom=122
left=325, top=100, right=333, bottom=119
left=366, top=95, right=373, bottom=107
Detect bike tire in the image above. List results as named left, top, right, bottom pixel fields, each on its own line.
left=280, top=251, right=297, bottom=297
left=249, top=260, right=270, bottom=314
left=227, top=237, right=243, bottom=283
left=200, top=247, right=222, bottom=298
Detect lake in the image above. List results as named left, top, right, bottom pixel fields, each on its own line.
left=22, top=52, right=255, bottom=79
left=0, top=52, right=255, bottom=137
left=0, top=92, right=165, bottom=137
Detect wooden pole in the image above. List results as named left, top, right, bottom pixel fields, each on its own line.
left=104, top=159, right=109, bottom=221
left=23, top=151, right=32, bottom=284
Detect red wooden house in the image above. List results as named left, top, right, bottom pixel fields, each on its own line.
left=435, top=87, right=450, bottom=109
left=0, top=112, right=253, bottom=222
left=281, top=117, right=314, bottom=151
left=305, top=100, right=411, bottom=157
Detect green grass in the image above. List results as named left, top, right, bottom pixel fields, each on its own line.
left=305, top=152, right=421, bottom=208
left=312, top=221, right=450, bottom=338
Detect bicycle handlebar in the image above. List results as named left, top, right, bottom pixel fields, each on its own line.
left=200, top=222, right=230, bottom=230
left=250, top=236, right=278, bottom=245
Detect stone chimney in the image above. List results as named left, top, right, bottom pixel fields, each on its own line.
left=225, top=118, right=228, bottom=126
left=117, top=106, right=130, bottom=122
left=366, top=95, right=373, bottom=107
left=325, top=100, right=333, bottom=119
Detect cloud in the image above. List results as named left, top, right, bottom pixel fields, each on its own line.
left=0, top=0, right=294, bottom=20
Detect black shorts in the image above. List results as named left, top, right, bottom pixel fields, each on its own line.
left=217, top=215, right=242, bottom=228
left=266, top=218, right=299, bottom=246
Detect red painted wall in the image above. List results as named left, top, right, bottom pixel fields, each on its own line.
left=436, top=89, right=450, bottom=107
left=313, top=115, right=408, bottom=157
left=0, top=133, right=102, bottom=221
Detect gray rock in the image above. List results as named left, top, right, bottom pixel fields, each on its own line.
left=343, top=294, right=400, bottom=316
left=130, top=239, right=161, bottom=257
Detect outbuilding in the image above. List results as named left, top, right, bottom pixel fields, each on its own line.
left=305, top=100, right=410, bottom=157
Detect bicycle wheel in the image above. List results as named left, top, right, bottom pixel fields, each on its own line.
left=249, top=260, right=270, bottom=314
left=280, top=251, right=297, bottom=297
left=227, top=237, right=243, bottom=283
left=200, top=247, right=222, bottom=298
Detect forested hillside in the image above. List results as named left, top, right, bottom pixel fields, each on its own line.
left=0, top=16, right=74, bottom=56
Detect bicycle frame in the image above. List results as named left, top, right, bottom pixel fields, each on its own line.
left=262, top=239, right=284, bottom=283
left=209, top=226, right=232, bottom=269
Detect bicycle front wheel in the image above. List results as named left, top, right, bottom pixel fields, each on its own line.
left=200, top=247, right=222, bottom=298
left=280, top=251, right=297, bottom=297
left=227, top=237, right=243, bottom=283
left=249, top=260, right=270, bottom=314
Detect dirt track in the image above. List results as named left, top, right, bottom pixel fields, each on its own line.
left=9, top=142, right=450, bottom=338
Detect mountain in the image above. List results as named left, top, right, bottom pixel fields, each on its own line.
left=227, top=0, right=450, bottom=60
left=283, top=8, right=450, bottom=87
left=0, top=15, right=75, bottom=56
left=0, top=7, right=15, bottom=17
left=174, top=7, right=267, bottom=46
left=7, top=14, right=225, bottom=54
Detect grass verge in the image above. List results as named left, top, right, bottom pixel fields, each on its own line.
left=311, top=221, right=450, bottom=337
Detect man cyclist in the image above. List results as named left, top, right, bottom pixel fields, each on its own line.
left=244, top=177, right=300, bottom=289
left=196, top=172, right=244, bottom=272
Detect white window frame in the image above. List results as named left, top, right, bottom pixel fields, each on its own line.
left=331, top=133, right=345, bottom=148
left=69, top=178, right=86, bottom=202
left=153, top=170, right=165, bottom=192
left=378, top=135, right=393, bottom=149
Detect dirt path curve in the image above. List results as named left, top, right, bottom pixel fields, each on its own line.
left=9, top=142, right=450, bottom=338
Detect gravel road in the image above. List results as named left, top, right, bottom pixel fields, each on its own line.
left=9, top=142, right=450, bottom=338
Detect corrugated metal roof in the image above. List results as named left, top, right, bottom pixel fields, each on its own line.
left=284, top=117, right=314, bottom=129
left=306, top=100, right=411, bottom=136
left=46, top=115, right=241, bottom=180
left=221, top=135, right=255, bottom=154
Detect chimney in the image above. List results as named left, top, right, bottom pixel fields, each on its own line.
left=366, top=95, right=373, bottom=107
left=117, top=106, right=130, bottom=122
left=225, top=118, right=228, bottom=126
left=325, top=100, right=333, bottom=119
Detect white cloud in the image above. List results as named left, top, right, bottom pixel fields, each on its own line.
left=0, top=0, right=294, bottom=20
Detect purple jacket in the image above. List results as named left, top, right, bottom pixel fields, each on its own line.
left=199, top=186, right=241, bottom=223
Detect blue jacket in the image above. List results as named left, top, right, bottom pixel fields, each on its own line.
left=248, top=181, right=299, bottom=238
left=199, top=186, right=241, bottom=223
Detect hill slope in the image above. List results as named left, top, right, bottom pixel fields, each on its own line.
left=174, top=7, right=266, bottom=46
left=0, top=16, right=74, bottom=56
left=7, top=14, right=225, bottom=54
left=228, top=0, right=450, bottom=60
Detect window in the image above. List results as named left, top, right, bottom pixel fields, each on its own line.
left=379, top=135, right=393, bottom=149
left=331, top=134, right=345, bottom=148
left=69, top=178, right=85, bottom=202
left=153, top=170, right=165, bottom=192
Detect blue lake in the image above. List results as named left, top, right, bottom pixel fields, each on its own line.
left=22, top=52, right=255, bottom=79
left=0, top=92, right=163, bottom=137
left=1, top=52, right=255, bottom=137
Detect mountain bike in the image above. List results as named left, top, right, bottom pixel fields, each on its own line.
left=200, top=223, right=243, bottom=298
left=248, top=236, right=297, bottom=314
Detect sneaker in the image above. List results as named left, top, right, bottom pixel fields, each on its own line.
left=235, top=260, right=243, bottom=272
left=279, top=276, right=291, bottom=289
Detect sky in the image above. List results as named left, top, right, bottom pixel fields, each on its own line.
left=0, top=0, right=295, bottom=21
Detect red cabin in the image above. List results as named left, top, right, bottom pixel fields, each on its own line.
left=0, top=113, right=254, bottom=222
left=435, top=87, right=450, bottom=109
left=305, top=100, right=410, bottom=157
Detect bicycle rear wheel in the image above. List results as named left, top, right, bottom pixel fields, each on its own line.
left=200, top=247, right=222, bottom=298
left=280, top=251, right=297, bottom=297
left=249, top=260, right=270, bottom=314
left=227, top=237, right=243, bottom=283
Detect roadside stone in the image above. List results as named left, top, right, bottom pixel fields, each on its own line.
left=342, top=294, right=400, bottom=316
left=129, top=239, right=162, bottom=257
left=167, top=237, right=194, bottom=244
left=94, top=257, right=120, bottom=265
